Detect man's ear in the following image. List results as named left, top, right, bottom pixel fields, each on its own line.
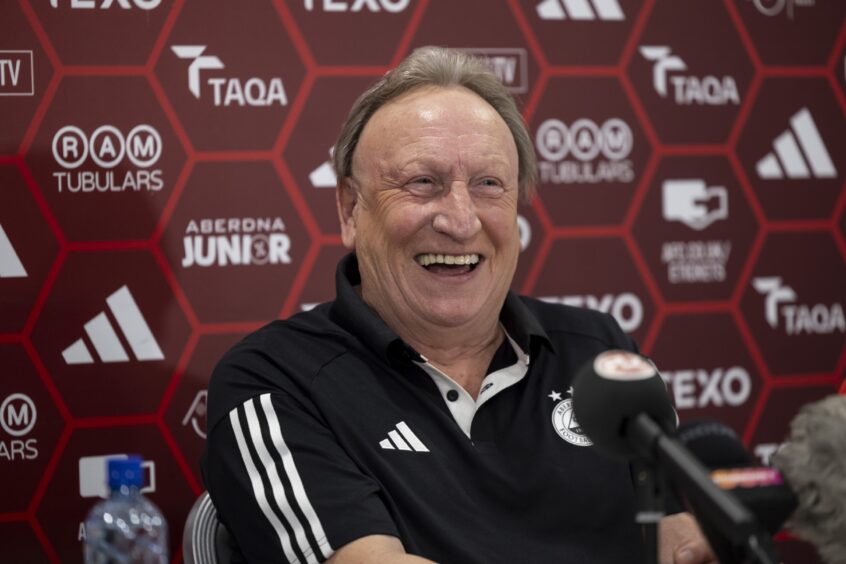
left=337, top=176, right=358, bottom=249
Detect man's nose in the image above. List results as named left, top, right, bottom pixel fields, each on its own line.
left=431, top=182, right=482, bottom=241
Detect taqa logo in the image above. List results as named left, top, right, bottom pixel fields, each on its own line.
left=51, top=124, right=163, bottom=193
left=747, top=0, right=814, bottom=19
left=181, top=217, right=293, bottom=268
left=660, top=367, right=752, bottom=409
left=536, top=0, right=624, bottom=20
left=462, top=48, right=528, bottom=94
left=0, top=51, right=34, bottom=96
left=62, top=285, right=164, bottom=365
left=49, top=0, right=162, bottom=9
left=756, top=107, right=836, bottom=180
left=0, top=393, right=39, bottom=461
left=639, top=46, right=740, bottom=106
left=303, top=0, right=411, bottom=12
left=753, top=276, right=845, bottom=335
left=754, top=443, right=779, bottom=465
left=0, top=224, right=27, bottom=278
left=171, top=45, right=288, bottom=107
left=540, top=293, right=643, bottom=333
left=181, top=390, right=207, bottom=439
left=535, top=117, right=634, bottom=184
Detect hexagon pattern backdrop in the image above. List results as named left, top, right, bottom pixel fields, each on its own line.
left=1, top=0, right=845, bottom=562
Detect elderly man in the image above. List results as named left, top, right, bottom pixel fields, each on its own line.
left=203, top=46, right=714, bottom=563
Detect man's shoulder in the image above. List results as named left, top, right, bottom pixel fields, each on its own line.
left=206, top=303, right=351, bottom=427
left=517, top=295, right=635, bottom=350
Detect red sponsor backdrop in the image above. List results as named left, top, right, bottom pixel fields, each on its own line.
left=1, top=0, right=845, bottom=562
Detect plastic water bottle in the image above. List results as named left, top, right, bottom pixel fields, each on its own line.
left=83, top=456, right=169, bottom=563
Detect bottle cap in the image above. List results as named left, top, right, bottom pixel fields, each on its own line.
left=107, top=456, right=144, bottom=490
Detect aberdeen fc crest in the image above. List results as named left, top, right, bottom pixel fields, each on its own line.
left=549, top=389, right=592, bottom=447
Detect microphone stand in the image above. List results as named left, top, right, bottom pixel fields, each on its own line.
left=628, top=413, right=780, bottom=564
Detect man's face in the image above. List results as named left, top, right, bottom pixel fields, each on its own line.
left=338, top=86, right=521, bottom=334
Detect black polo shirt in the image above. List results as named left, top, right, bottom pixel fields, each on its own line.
left=203, top=254, right=644, bottom=564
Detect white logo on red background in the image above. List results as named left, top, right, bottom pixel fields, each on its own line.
left=171, top=45, right=288, bottom=107
left=662, top=179, right=728, bottom=231
left=536, top=0, right=624, bottom=20
left=181, top=390, right=207, bottom=439
left=747, top=0, right=815, bottom=19
left=0, top=393, right=39, bottom=461
left=461, top=48, right=529, bottom=94
left=49, top=0, right=163, bottom=9
left=639, top=46, right=740, bottom=106
left=62, top=285, right=164, bottom=365
left=660, top=367, right=752, bottom=409
left=752, top=276, right=845, bottom=335
left=0, top=224, right=27, bottom=278
left=0, top=51, right=34, bottom=96
left=755, top=107, right=836, bottom=180
left=78, top=454, right=156, bottom=498
left=310, top=148, right=336, bottom=188
left=181, top=217, right=292, bottom=268
left=51, top=125, right=163, bottom=193
left=535, top=117, right=634, bottom=184
left=303, top=0, right=410, bottom=12
left=540, top=293, right=643, bottom=333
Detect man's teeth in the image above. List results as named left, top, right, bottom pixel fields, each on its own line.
left=416, top=253, right=480, bottom=267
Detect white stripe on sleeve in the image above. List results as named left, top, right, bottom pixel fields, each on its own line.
left=230, top=406, right=302, bottom=564
left=260, top=393, right=334, bottom=559
left=244, top=399, right=320, bottom=564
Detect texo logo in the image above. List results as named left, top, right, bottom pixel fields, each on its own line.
left=49, top=0, right=162, bottom=8
left=0, top=51, right=34, bottom=96
left=540, top=293, right=643, bottom=333
left=752, top=276, right=845, bottom=335
left=303, top=0, right=410, bottom=12
left=639, top=46, right=740, bottom=106
left=171, top=45, right=288, bottom=107
left=536, top=0, right=624, bottom=21
left=660, top=367, right=752, bottom=409
left=182, top=390, right=207, bottom=439
left=535, top=118, right=634, bottom=184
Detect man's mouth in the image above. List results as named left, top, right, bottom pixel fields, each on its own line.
left=415, top=253, right=480, bottom=275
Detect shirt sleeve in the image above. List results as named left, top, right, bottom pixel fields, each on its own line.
left=203, top=390, right=399, bottom=564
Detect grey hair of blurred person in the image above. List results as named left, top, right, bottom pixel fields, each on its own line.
left=332, top=46, right=537, bottom=202
left=773, top=394, right=846, bottom=564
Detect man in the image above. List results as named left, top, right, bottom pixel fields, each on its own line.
left=204, top=46, right=714, bottom=563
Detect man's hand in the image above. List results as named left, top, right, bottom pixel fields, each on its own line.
left=659, top=513, right=717, bottom=564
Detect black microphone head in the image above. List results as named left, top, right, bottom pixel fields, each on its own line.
left=572, top=350, right=675, bottom=460
left=676, top=419, right=752, bottom=468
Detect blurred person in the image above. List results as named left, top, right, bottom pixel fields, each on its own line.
left=774, top=395, right=846, bottom=564
left=203, top=46, right=714, bottom=564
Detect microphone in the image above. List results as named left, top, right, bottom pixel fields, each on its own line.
left=571, top=349, right=676, bottom=460
left=675, top=420, right=798, bottom=536
left=571, top=350, right=781, bottom=564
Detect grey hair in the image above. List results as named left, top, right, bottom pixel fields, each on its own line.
left=773, top=395, right=846, bottom=564
left=332, top=46, right=537, bottom=201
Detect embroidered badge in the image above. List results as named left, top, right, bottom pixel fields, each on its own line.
left=550, top=387, right=592, bottom=447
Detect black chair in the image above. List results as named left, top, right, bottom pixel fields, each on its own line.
left=183, top=491, right=237, bottom=564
